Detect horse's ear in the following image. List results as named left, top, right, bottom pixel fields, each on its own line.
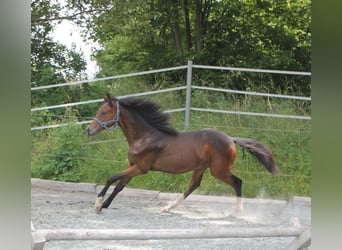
left=103, top=93, right=114, bottom=107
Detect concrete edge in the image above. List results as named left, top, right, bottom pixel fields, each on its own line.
left=31, top=178, right=311, bottom=206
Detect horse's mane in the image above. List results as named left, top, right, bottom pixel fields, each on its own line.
left=119, top=97, right=179, bottom=136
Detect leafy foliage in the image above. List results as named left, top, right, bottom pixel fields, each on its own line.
left=31, top=0, right=87, bottom=120
left=31, top=0, right=311, bottom=126
left=32, top=120, right=85, bottom=182
left=66, top=0, right=311, bottom=95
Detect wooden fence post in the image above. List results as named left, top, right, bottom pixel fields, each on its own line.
left=287, top=229, right=311, bottom=250
left=287, top=217, right=311, bottom=250
left=31, top=222, right=46, bottom=250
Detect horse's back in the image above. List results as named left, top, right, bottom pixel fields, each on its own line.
left=184, top=128, right=234, bottom=146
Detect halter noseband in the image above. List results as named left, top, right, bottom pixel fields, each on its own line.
left=93, top=101, right=120, bottom=131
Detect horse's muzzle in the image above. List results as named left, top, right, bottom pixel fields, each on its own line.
left=86, top=126, right=98, bottom=136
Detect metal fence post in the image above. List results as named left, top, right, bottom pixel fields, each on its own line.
left=184, top=61, right=192, bottom=131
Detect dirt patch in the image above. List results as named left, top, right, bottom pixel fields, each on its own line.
left=31, top=178, right=311, bottom=250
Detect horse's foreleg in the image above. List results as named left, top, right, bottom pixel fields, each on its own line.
left=161, top=195, right=185, bottom=213
left=95, top=172, right=125, bottom=213
left=95, top=165, right=144, bottom=213
left=101, top=177, right=132, bottom=209
left=161, top=168, right=205, bottom=213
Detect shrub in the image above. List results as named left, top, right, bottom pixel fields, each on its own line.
left=32, top=122, right=86, bottom=182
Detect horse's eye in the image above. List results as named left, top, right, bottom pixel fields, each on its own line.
left=101, top=111, right=106, bottom=116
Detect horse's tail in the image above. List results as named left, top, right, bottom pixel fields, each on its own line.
left=233, top=138, right=280, bottom=176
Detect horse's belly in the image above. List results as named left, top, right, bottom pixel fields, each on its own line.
left=151, top=146, right=205, bottom=174
left=150, top=130, right=231, bottom=173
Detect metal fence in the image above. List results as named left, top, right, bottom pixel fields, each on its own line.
left=31, top=61, right=311, bottom=131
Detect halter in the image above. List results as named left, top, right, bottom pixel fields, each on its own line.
left=93, top=101, right=120, bottom=131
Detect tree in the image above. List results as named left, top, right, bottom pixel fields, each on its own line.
left=61, top=0, right=311, bottom=94
left=31, top=0, right=87, bottom=125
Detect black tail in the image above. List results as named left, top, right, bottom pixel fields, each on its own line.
left=234, top=138, right=280, bottom=175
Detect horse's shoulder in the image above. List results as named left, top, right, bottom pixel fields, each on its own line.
left=129, top=136, right=165, bottom=156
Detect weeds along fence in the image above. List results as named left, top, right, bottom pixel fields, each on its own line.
left=31, top=61, right=311, bottom=131
left=31, top=61, right=311, bottom=195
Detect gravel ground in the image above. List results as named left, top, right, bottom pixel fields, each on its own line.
left=31, top=178, right=311, bottom=250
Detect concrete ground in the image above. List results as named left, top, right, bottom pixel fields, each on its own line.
left=31, top=178, right=311, bottom=250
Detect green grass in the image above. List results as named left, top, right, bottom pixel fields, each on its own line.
left=31, top=78, right=311, bottom=198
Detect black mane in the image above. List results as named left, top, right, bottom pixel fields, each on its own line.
left=119, top=97, right=178, bottom=136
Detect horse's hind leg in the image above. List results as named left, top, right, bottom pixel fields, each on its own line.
left=230, top=175, right=243, bottom=212
left=161, top=168, right=206, bottom=213
left=210, top=162, right=243, bottom=213
left=214, top=172, right=243, bottom=212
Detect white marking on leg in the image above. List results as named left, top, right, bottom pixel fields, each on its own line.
left=161, top=195, right=185, bottom=213
left=228, top=197, right=244, bottom=217
left=95, top=196, right=104, bottom=213
left=235, top=197, right=243, bottom=212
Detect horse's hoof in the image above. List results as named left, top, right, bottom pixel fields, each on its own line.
left=94, top=196, right=104, bottom=214
left=235, top=207, right=243, bottom=213
left=95, top=207, right=102, bottom=214
left=229, top=208, right=243, bottom=217
left=161, top=206, right=171, bottom=213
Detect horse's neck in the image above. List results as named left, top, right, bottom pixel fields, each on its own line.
left=118, top=108, right=155, bottom=145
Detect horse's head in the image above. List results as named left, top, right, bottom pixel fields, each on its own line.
left=86, top=94, right=120, bottom=136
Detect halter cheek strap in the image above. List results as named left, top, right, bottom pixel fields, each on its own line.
left=93, top=101, right=120, bottom=131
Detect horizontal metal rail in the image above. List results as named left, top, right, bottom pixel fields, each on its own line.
left=191, top=107, right=311, bottom=120
left=31, top=65, right=187, bottom=91
left=31, top=120, right=91, bottom=131
left=192, top=64, right=311, bottom=76
left=31, top=108, right=186, bottom=131
left=31, top=64, right=311, bottom=91
left=192, top=86, right=311, bottom=101
left=31, top=86, right=186, bottom=112
left=31, top=100, right=310, bottom=131
left=31, top=99, right=103, bottom=112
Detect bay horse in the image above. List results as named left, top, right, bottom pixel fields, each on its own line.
left=86, top=94, right=280, bottom=214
